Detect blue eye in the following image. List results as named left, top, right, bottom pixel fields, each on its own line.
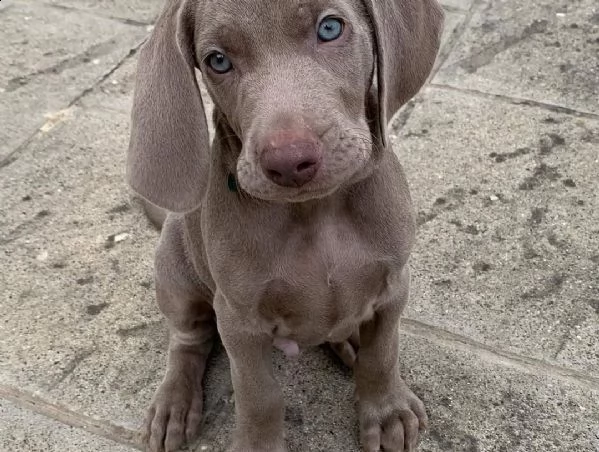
left=317, top=16, right=344, bottom=42
left=207, top=52, right=232, bottom=74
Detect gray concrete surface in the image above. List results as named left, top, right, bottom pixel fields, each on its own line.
left=0, top=0, right=597, bottom=451
left=0, top=398, right=137, bottom=452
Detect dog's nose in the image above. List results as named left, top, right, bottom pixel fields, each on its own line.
left=260, top=138, right=322, bottom=188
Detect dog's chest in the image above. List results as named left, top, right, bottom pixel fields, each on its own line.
left=256, top=217, right=394, bottom=343
left=279, top=220, right=384, bottom=289
left=198, top=195, right=409, bottom=342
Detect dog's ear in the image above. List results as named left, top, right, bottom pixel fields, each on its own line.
left=127, top=0, right=208, bottom=212
left=363, top=0, right=444, bottom=146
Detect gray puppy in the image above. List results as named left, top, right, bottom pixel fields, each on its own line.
left=127, top=0, right=444, bottom=451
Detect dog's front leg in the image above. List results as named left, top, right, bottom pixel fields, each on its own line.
left=144, top=285, right=215, bottom=452
left=215, top=293, right=286, bottom=452
left=355, top=267, right=428, bottom=452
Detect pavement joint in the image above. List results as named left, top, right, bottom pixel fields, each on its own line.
left=438, top=4, right=469, bottom=14
left=0, top=129, right=40, bottom=170
left=0, top=384, right=142, bottom=450
left=33, top=1, right=155, bottom=27
left=67, top=40, right=145, bottom=108
left=391, top=0, right=480, bottom=131
left=433, top=0, right=482, bottom=78
left=4, top=39, right=129, bottom=94
left=402, top=318, right=599, bottom=391
left=430, top=83, right=599, bottom=120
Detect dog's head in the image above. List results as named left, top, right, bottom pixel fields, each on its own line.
left=127, top=0, right=443, bottom=211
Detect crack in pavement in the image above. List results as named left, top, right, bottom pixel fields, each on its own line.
left=448, top=18, right=550, bottom=74
left=55, top=349, right=96, bottom=385
left=67, top=40, right=145, bottom=108
left=392, top=0, right=482, bottom=131
left=432, top=0, right=482, bottom=79
left=0, top=128, right=40, bottom=170
left=4, top=39, right=122, bottom=93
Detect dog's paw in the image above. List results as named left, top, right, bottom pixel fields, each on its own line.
left=143, top=374, right=203, bottom=452
left=358, top=381, right=427, bottom=452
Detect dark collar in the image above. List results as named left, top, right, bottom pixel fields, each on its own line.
left=227, top=173, right=238, bottom=193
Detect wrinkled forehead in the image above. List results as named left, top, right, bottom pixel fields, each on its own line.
left=195, top=0, right=365, bottom=53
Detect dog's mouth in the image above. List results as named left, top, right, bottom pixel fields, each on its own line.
left=235, top=166, right=343, bottom=202
left=267, top=184, right=341, bottom=203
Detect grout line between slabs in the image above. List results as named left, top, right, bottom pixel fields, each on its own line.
left=429, top=83, right=599, bottom=119
left=432, top=0, right=483, bottom=79
left=0, top=384, right=142, bottom=450
left=401, top=318, right=599, bottom=391
left=25, top=0, right=155, bottom=27
left=67, top=39, right=146, bottom=108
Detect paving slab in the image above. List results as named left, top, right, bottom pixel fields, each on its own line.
left=439, top=0, right=475, bottom=12
left=437, top=9, right=468, bottom=67
left=0, top=0, right=146, bottom=160
left=0, top=101, right=162, bottom=429
left=0, top=399, right=137, bottom=452
left=401, top=333, right=599, bottom=452
left=391, top=86, right=599, bottom=374
left=435, top=0, right=599, bottom=114
left=37, top=0, right=164, bottom=24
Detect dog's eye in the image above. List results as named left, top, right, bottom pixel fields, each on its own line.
left=206, top=52, right=233, bottom=74
left=317, top=16, right=344, bottom=42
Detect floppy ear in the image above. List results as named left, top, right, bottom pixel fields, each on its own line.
left=127, top=0, right=209, bottom=212
left=363, top=0, right=444, bottom=146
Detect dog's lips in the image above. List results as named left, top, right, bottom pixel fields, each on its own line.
left=287, top=185, right=339, bottom=202
left=253, top=180, right=342, bottom=203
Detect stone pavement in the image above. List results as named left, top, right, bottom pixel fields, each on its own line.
left=0, top=0, right=597, bottom=450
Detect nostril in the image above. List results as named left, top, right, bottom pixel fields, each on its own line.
left=267, top=169, right=282, bottom=179
left=296, top=161, right=316, bottom=173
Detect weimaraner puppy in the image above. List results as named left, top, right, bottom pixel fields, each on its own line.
left=127, top=0, right=444, bottom=451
